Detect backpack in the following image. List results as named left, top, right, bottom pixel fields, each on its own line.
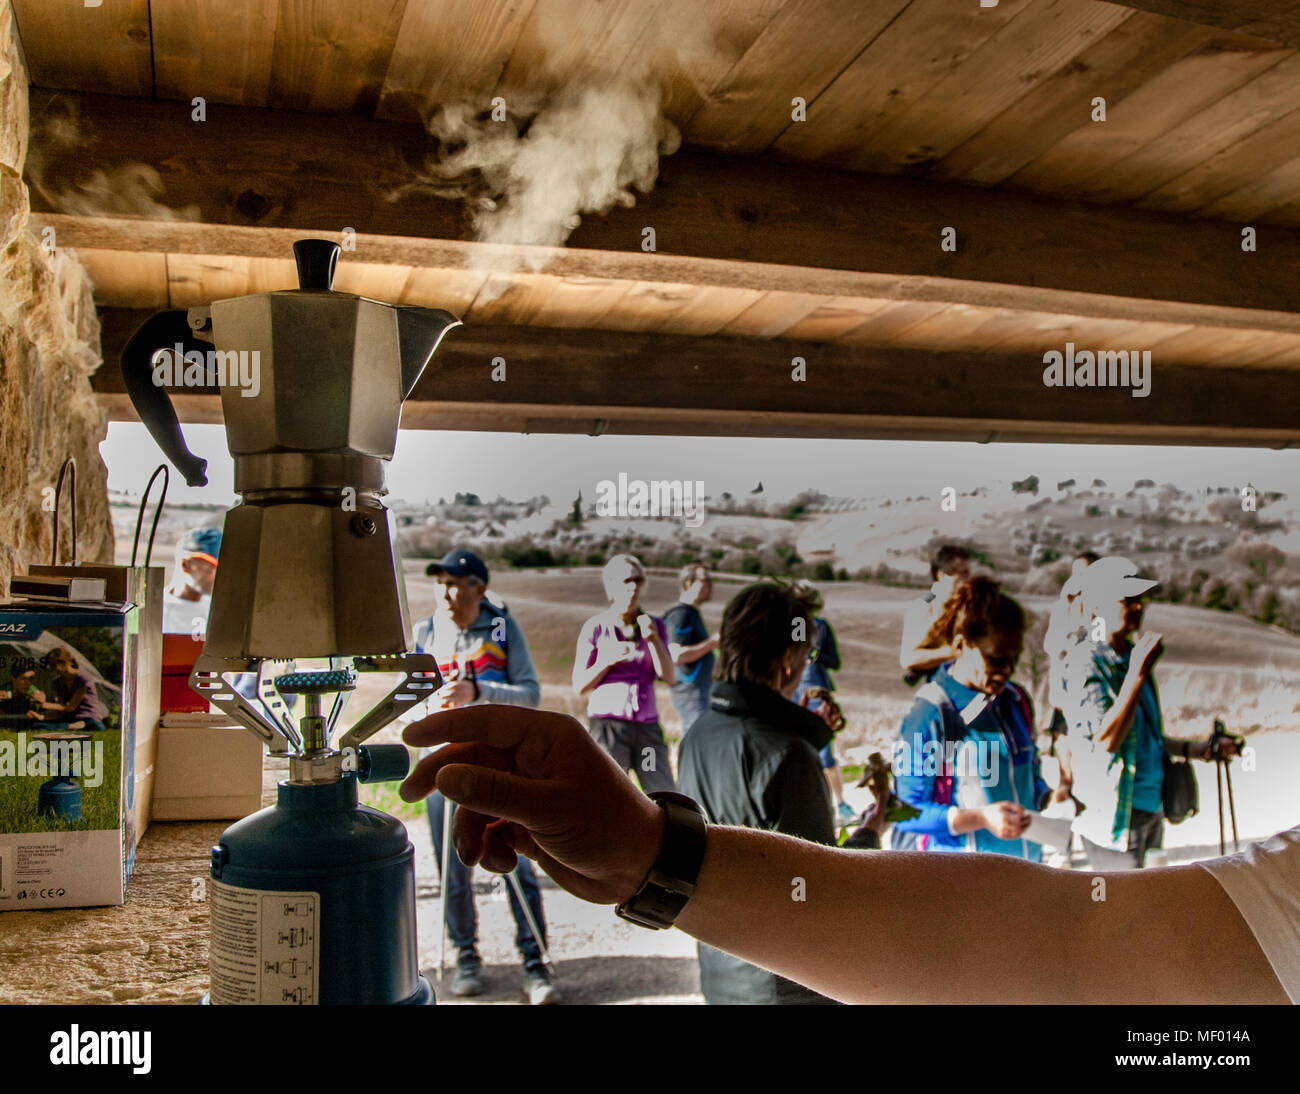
left=891, top=681, right=1033, bottom=850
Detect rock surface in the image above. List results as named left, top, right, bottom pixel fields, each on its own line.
left=0, top=6, right=112, bottom=596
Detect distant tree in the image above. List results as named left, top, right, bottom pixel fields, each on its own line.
left=1012, top=475, right=1039, bottom=495
left=571, top=490, right=583, bottom=526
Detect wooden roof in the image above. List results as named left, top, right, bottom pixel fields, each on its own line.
left=13, top=0, right=1300, bottom=445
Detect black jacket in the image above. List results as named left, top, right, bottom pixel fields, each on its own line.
left=678, top=680, right=838, bottom=1005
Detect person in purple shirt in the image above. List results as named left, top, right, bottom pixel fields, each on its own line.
left=573, top=554, right=677, bottom=793
left=34, top=647, right=109, bottom=732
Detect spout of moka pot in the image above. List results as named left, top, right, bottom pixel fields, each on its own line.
left=396, top=307, right=462, bottom=400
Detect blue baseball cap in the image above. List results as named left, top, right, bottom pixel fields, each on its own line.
left=178, top=526, right=222, bottom=564
left=427, top=549, right=488, bottom=584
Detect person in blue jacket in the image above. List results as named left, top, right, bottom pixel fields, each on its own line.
left=892, top=576, right=1072, bottom=860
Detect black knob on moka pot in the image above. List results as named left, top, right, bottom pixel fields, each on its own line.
left=293, top=238, right=340, bottom=292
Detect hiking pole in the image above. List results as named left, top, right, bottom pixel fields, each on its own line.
left=1216, top=757, right=1227, bottom=857
left=439, top=794, right=453, bottom=978
left=504, top=868, right=557, bottom=976
left=1211, top=720, right=1243, bottom=855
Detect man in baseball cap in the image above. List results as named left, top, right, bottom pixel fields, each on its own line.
left=413, top=547, right=555, bottom=1003
left=426, top=549, right=489, bottom=584
left=162, top=526, right=222, bottom=635
left=1061, top=556, right=1230, bottom=871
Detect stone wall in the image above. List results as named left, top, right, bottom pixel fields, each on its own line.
left=0, top=6, right=113, bottom=594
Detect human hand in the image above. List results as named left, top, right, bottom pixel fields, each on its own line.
left=801, top=688, right=846, bottom=733
left=400, top=706, right=665, bottom=905
left=982, top=801, right=1030, bottom=840
left=435, top=679, right=476, bottom=710
left=636, top=613, right=655, bottom=641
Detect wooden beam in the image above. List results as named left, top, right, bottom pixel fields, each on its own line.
left=1109, top=2, right=1300, bottom=49
left=28, top=89, right=1300, bottom=335
left=94, top=309, right=1300, bottom=448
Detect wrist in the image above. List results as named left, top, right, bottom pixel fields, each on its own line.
left=615, top=801, right=669, bottom=905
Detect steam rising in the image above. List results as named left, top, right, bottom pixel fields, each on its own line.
left=421, top=78, right=679, bottom=267
left=28, top=105, right=198, bottom=221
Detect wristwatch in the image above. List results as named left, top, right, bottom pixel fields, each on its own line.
left=615, top=791, right=708, bottom=930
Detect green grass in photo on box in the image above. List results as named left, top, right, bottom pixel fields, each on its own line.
left=0, top=728, right=122, bottom=833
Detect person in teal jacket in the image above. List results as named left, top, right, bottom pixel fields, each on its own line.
left=892, top=577, right=1072, bottom=859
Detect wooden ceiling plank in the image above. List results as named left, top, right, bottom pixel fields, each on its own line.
left=151, top=0, right=278, bottom=106
left=1199, top=150, right=1300, bottom=220
left=11, top=0, right=152, bottom=96
left=848, top=0, right=1134, bottom=175
left=1136, top=103, right=1300, bottom=213
left=657, top=284, right=765, bottom=336
left=633, top=0, right=788, bottom=127
left=31, top=90, right=1300, bottom=330
left=590, top=280, right=701, bottom=332
left=1068, top=50, right=1300, bottom=205
left=773, top=0, right=1034, bottom=165
left=332, top=260, right=413, bottom=300
left=496, top=0, right=671, bottom=97
left=835, top=300, right=950, bottom=346
left=95, top=312, right=1300, bottom=445
left=780, top=297, right=894, bottom=342
left=682, top=0, right=913, bottom=154
left=166, top=253, right=252, bottom=307
left=400, top=266, right=491, bottom=314
left=1139, top=324, right=1300, bottom=365
left=1104, top=2, right=1300, bottom=48
left=73, top=248, right=168, bottom=308
left=377, top=0, right=537, bottom=122
left=1006, top=33, right=1291, bottom=195
left=873, top=302, right=1005, bottom=351
left=268, top=0, right=409, bottom=114
left=465, top=270, right=558, bottom=325
left=719, top=292, right=826, bottom=338
left=933, top=12, right=1217, bottom=186
left=526, top=276, right=637, bottom=328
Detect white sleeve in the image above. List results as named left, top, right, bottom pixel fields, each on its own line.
left=1198, top=826, right=1300, bottom=1003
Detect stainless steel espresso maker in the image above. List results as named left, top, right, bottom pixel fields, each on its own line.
left=120, top=239, right=461, bottom=1005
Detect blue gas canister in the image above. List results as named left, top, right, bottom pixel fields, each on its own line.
left=207, top=744, right=432, bottom=1006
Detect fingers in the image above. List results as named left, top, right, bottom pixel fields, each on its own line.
left=403, top=703, right=574, bottom=751
left=399, top=740, right=516, bottom=802
left=430, top=762, right=560, bottom=831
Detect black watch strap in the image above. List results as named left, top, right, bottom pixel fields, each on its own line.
left=615, top=791, right=708, bottom=930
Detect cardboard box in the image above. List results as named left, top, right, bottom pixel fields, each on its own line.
left=0, top=598, right=153, bottom=909
left=31, top=563, right=164, bottom=850
left=151, top=721, right=264, bottom=821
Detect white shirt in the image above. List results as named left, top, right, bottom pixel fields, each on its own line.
left=1199, top=826, right=1300, bottom=1002
left=162, top=589, right=211, bottom=635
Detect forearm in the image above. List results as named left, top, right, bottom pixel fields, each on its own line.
left=672, top=639, right=715, bottom=666
left=648, top=639, right=675, bottom=684
left=1097, top=677, right=1144, bottom=752
left=901, top=645, right=954, bottom=673
left=674, top=826, right=1085, bottom=1004
left=573, top=660, right=611, bottom=695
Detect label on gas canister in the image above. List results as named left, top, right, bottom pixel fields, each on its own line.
left=209, top=879, right=320, bottom=1005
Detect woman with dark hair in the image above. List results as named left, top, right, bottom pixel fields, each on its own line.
left=892, top=577, right=1071, bottom=859
left=677, top=580, right=849, bottom=1005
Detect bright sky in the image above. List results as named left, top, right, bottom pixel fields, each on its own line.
left=101, top=422, right=1299, bottom=508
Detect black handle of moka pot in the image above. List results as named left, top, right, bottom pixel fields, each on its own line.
left=294, top=239, right=339, bottom=291
left=120, top=310, right=211, bottom=487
